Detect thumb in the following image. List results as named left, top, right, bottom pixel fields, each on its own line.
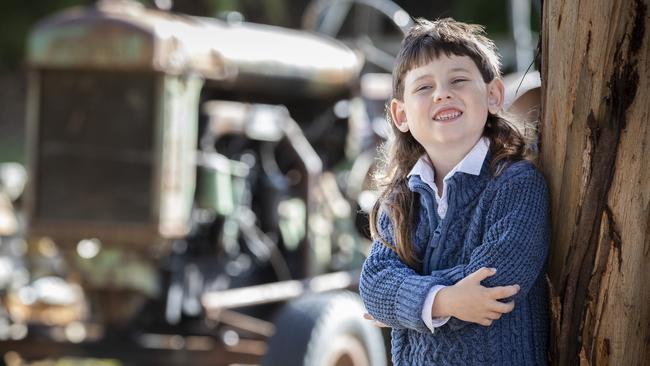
left=467, top=267, right=497, bottom=283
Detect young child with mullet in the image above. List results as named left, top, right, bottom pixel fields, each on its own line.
left=359, top=18, right=550, bottom=365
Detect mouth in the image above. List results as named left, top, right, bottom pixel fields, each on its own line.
left=432, top=108, right=463, bottom=122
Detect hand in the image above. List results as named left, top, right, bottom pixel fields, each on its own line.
left=363, top=313, right=388, bottom=328
left=433, top=267, right=518, bottom=326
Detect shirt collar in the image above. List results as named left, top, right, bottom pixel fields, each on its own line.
left=407, top=137, right=490, bottom=190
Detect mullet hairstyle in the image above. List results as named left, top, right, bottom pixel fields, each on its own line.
left=369, top=18, right=536, bottom=271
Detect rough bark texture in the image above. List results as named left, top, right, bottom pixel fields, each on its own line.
left=540, top=0, right=650, bottom=365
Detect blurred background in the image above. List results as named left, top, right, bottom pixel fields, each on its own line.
left=0, top=0, right=541, bottom=164
left=0, top=1, right=541, bottom=365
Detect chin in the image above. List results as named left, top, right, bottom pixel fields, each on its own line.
left=432, top=135, right=466, bottom=145
left=436, top=129, right=485, bottom=143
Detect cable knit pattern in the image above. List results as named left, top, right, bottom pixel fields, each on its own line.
left=359, top=156, right=549, bottom=365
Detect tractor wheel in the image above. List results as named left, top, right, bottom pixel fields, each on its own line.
left=261, top=291, right=387, bottom=366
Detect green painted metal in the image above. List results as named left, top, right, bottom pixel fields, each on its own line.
left=25, top=0, right=361, bottom=96
left=28, top=20, right=153, bottom=69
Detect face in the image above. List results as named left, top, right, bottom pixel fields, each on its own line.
left=390, top=54, right=504, bottom=151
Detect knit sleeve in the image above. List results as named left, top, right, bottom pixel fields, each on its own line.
left=359, top=210, right=454, bottom=333
left=427, top=166, right=549, bottom=331
left=432, top=166, right=550, bottom=298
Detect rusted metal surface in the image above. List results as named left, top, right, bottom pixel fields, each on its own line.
left=27, top=0, right=362, bottom=98
left=24, top=69, right=160, bottom=247
left=25, top=70, right=202, bottom=246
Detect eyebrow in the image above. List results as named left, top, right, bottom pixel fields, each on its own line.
left=410, top=67, right=472, bottom=83
left=449, top=67, right=471, bottom=73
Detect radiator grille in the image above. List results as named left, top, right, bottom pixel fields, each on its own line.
left=36, top=70, right=156, bottom=223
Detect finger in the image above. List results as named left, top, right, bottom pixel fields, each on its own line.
left=374, top=321, right=388, bottom=328
left=488, top=284, right=520, bottom=299
left=363, top=313, right=374, bottom=320
left=486, top=311, right=502, bottom=320
left=468, top=267, right=497, bottom=282
left=491, top=300, right=515, bottom=314
left=479, top=318, right=493, bottom=327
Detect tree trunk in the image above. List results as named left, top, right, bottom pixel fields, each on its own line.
left=540, top=0, right=650, bottom=365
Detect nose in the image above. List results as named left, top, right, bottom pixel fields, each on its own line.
left=433, top=86, right=453, bottom=102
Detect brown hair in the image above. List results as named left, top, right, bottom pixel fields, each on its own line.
left=369, top=18, right=536, bottom=270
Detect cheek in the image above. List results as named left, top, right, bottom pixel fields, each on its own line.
left=404, top=100, right=425, bottom=119
left=470, top=94, right=490, bottom=115
left=477, top=103, right=489, bottom=116
left=409, top=96, right=430, bottom=112
left=466, top=100, right=490, bottom=127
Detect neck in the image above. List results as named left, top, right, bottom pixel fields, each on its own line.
left=425, top=137, right=481, bottom=190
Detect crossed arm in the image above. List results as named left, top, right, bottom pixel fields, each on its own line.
left=359, top=169, right=549, bottom=333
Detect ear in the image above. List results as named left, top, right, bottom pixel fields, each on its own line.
left=390, top=99, right=409, bottom=132
left=487, top=78, right=505, bottom=114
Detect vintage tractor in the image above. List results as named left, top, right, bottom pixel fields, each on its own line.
left=0, top=0, right=401, bottom=365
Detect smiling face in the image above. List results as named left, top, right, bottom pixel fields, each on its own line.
left=390, top=54, right=504, bottom=152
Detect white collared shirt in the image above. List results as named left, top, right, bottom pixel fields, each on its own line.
left=409, top=137, right=490, bottom=332
left=408, top=137, right=490, bottom=219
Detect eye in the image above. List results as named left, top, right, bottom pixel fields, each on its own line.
left=416, top=85, right=432, bottom=92
left=451, top=78, right=468, bottom=84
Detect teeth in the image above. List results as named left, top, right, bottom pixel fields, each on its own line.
left=434, top=111, right=461, bottom=121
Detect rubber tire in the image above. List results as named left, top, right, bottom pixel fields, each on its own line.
left=261, top=291, right=387, bottom=366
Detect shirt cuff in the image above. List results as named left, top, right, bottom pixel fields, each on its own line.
left=421, top=285, right=451, bottom=333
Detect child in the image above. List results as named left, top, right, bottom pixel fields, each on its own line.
left=359, top=18, right=549, bottom=365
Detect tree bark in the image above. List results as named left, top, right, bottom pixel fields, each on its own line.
left=540, top=0, right=650, bottom=365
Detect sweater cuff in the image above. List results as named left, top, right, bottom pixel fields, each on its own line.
left=396, top=274, right=440, bottom=332
left=421, top=285, right=451, bottom=332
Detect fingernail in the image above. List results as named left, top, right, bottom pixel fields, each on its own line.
left=491, top=268, right=497, bottom=273
left=515, top=284, right=520, bottom=291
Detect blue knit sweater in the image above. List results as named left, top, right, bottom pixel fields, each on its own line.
left=359, top=156, right=550, bottom=365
